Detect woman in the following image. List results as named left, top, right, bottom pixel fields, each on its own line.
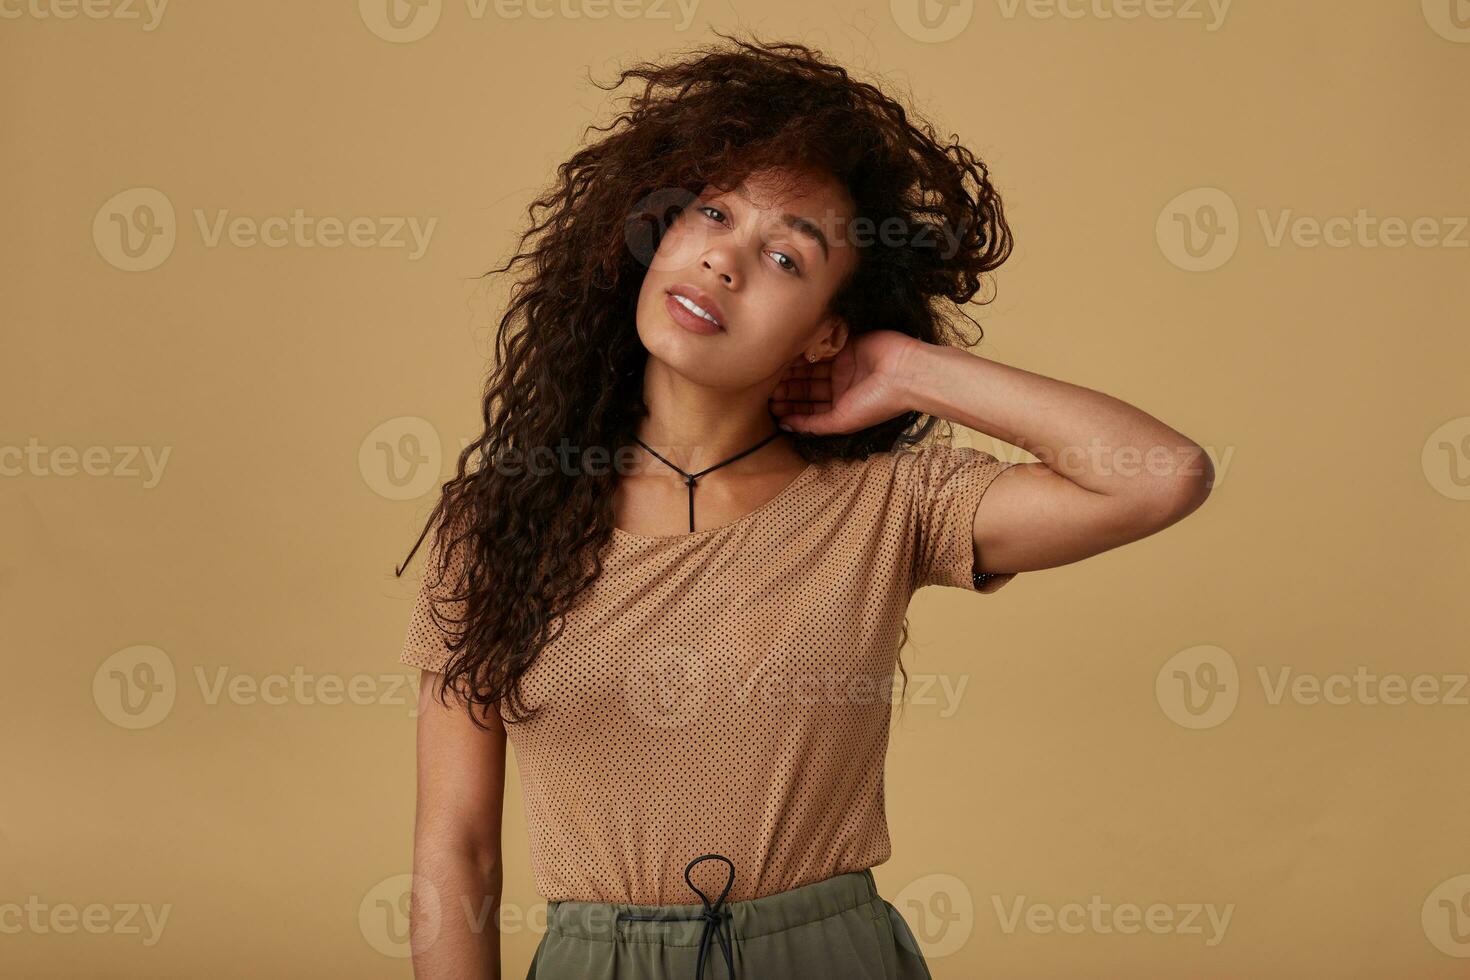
left=396, top=34, right=1212, bottom=980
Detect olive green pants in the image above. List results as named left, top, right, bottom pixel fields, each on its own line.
left=525, top=865, right=932, bottom=980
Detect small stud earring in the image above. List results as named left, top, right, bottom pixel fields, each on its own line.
left=806, top=353, right=817, bottom=363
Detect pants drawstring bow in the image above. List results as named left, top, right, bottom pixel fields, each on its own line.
left=616, top=853, right=737, bottom=980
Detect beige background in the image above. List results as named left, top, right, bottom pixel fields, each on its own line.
left=4, top=0, right=1468, bottom=976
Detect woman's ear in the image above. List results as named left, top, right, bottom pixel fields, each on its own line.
left=821, top=314, right=850, bottom=357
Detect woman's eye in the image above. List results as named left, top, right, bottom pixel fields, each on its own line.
left=697, top=205, right=725, bottom=223
left=768, top=251, right=799, bottom=275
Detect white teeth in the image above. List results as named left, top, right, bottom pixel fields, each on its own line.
left=672, top=293, right=720, bottom=326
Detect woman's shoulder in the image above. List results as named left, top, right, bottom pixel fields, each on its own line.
left=805, top=442, right=1010, bottom=505
left=801, top=446, right=920, bottom=502
left=808, top=442, right=979, bottom=479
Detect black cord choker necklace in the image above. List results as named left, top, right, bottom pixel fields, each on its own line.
left=632, top=429, right=785, bottom=532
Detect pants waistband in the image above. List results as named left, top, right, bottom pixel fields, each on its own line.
left=544, top=866, right=881, bottom=944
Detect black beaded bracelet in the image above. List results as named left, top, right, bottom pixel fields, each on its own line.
left=973, top=570, right=1005, bottom=588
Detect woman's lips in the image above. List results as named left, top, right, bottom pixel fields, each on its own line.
left=666, top=283, right=727, bottom=328
left=664, top=292, right=724, bottom=335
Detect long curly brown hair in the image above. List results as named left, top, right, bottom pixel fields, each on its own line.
left=396, top=31, right=1013, bottom=728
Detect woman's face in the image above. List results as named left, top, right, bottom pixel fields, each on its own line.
left=634, top=167, right=859, bottom=389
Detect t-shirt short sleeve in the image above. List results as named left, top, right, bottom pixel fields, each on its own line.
left=907, top=443, right=1019, bottom=593
left=398, top=525, right=469, bottom=674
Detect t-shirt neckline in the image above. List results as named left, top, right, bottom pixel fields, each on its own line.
left=610, top=461, right=820, bottom=544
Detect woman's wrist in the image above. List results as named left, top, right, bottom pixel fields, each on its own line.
left=890, top=338, right=957, bottom=421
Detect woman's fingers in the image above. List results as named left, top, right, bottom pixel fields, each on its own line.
left=772, top=375, right=833, bottom=404
left=771, top=356, right=837, bottom=419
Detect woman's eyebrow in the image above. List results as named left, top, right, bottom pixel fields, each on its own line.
left=777, top=212, right=830, bottom=263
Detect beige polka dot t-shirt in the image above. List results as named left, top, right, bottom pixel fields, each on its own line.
left=399, top=443, right=1018, bottom=904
